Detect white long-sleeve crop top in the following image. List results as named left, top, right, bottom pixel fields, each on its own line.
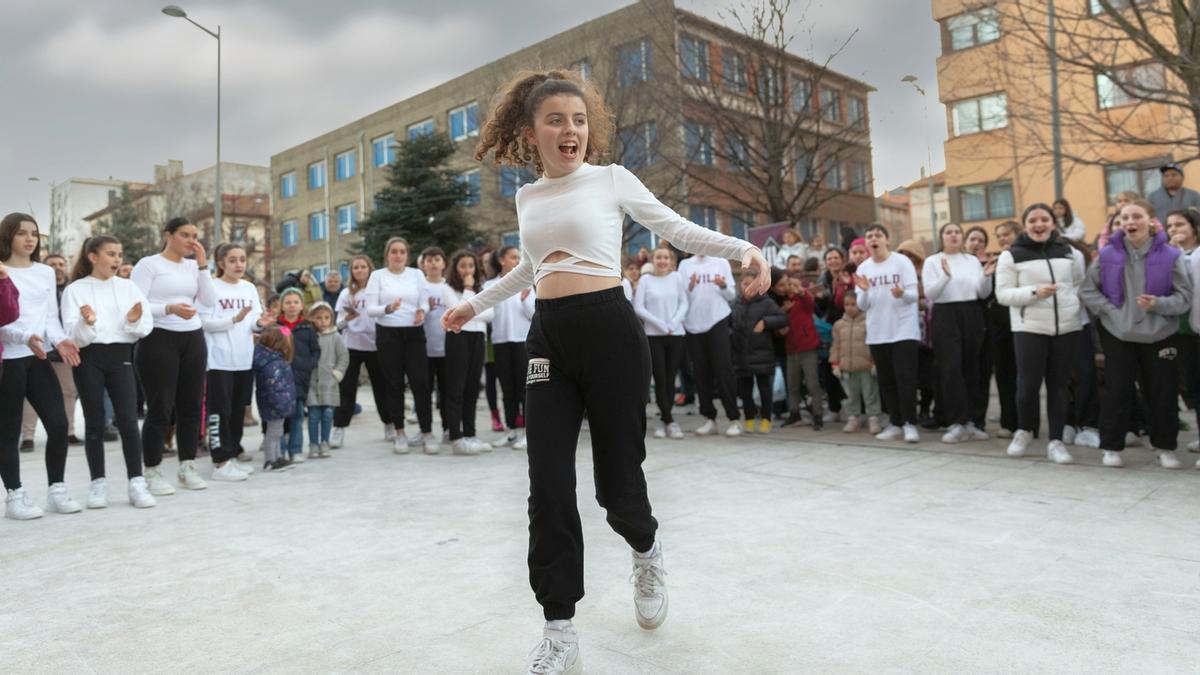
left=465, top=163, right=757, bottom=315
left=60, top=275, right=154, bottom=348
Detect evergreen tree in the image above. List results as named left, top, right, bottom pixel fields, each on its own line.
left=96, top=184, right=160, bottom=264
left=354, top=133, right=475, bottom=266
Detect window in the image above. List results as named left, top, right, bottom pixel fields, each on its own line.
left=847, top=97, right=866, bottom=128
left=946, top=8, right=1000, bottom=51
left=1105, top=161, right=1163, bottom=201
left=680, top=34, right=709, bottom=80
left=308, top=160, right=325, bottom=190
left=311, top=265, right=329, bottom=282
left=339, top=260, right=350, bottom=281
left=500, top=166, right=536, bottom=198
left=457, top=169, right=481, bottom=206
left=848, top=160, right=871, bottom=194
left=281, top=219, right=298, bottom=247
left=449, top=103, right=479, bottom=141
left=791, top=76, right=813, bottom=113
left=408, top=119, right=434, bottom=139
left=958, top=181, right=1015, bottom=221
left=1097, top=63, right=1165, bottom=109
left=501, top=231, right=520, bottom=247
left=309, top=211, right=328, bottom=241
left=572, top=60, right=591, bottom=80
left=336, top=203, right=358, bottom=234
left=335, top=149, right=356, bottom=181
left=618, top=39, right=652, bottom=87
left=731, top=210, right=754, bottom=240
left=724, top=131, right=751, bottom=170
left=684, top=121, right=714, bottom=165
left=951, top=93, right=1008, bottom=135
left=722, top=49, right=747, bottom=92
left=821, top=88, right=842, bottom=123
left=280, top=172, right=296, bottom=199
left=620, top=121, right=657, bottom=169
left=822, top=157, right=843, bottom=190
left=372, top=134, right=396, bottom=167
left=688, top=206, right=719, bottom=230
left=757, top=66, right=782, bottom=105
left=1090, top=0, right=1150, bottom=15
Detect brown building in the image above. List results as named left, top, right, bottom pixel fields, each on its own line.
left=876, top=187, right=913, bottom=244
left=270, top=0, right=877, bottom=280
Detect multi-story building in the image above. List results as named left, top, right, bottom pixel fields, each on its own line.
left=933, top=0, right=1200, bottom=240
left=876, top=187, right=913, bottom=244
left=48, top=177, right=132, bottom=260
left=905, top=169, right=949, bottom=244
left=270, top=0, right=876, bottom=278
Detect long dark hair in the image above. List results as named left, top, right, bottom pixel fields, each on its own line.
left=1167, top=208, right=1200, bottom=243
left=446, top=249, right=482, bottom=293
left=71, top=235, right=121, bottom=281
left=161, top=216, right=192, bottom=252
left=1053, top=198, right=1075, bottom=228
left=1022, top=203, right=1055, bottom=228
left=213, top=243, right=245, bottom=279
left=0, top=212, right=41, bottom=262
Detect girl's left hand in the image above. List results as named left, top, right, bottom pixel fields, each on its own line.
left=56, top=339, right=81, bottom=367
left=413, top=308, right=426, bottom=325
left=983, top=258, right=998, bottom=276
left=190, top=240, right=207, bottom=267
left=1135, top=294, right=1157, bottom=311
left=126, top=302, right=143, bottom=324
left=740, top=248, right=771, bottom=298
left=441, top=302, right=476, bottom=333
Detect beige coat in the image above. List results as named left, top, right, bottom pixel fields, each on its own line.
left=829, top=312, right=873, bottom=373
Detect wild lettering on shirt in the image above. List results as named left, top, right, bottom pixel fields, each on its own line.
left=865, top=273, right=901, bottom=288
left=218, top=298, right=254, bottom=310
left=428, top=296, right=443, bottom=309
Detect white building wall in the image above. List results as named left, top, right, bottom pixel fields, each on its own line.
left=50, top=178, right=128, bottom=261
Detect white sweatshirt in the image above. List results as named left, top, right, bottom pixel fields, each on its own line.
left=486, top=276, right=535, bottom=344
left=60, top=275, right=153, bottom=348
left=439, top=285, right=493, bottom=333
left=0, top=263, right=68, bottom=360
left=678, top=255, right=736, bottom=333
left=200, top=278, right=263, bottom=371
left=773, top=242, right=809, bottom=269
left=424, top=279, right=449, bottom=357
left=335, top=287, right=377, bottom=352
left=921, top=252, right=991, bottom=304
left=854, top=252, right=920, bottom=345
left=633, top=271, right=689, bottom=336
left=364, top=267, right=431, bottom=328
left=130, top=254, right=217, bottom=332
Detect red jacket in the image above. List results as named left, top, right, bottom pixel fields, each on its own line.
left=785, top=290, right=820, bottom=353
left=0, top=277, right=18, bottom=359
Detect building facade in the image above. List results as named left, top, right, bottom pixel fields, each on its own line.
left=49, top=177, right=131, bottom=260
left=270, top=0, right=877, bottom=278
left=876, top=187, right=913, bottom=244
left=905, top=169, right=949, bottom=244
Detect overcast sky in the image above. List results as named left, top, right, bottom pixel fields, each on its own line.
left=2, top=0, right=945, bottom=233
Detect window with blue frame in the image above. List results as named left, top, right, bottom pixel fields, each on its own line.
left=724, top=131, right=750, bottom=170
left=408, top=119, right=434, bottom=139
left=501, top=231, right=521, bottom=247
left=280, top=172, right=296, bottom=199
left=680, top=34, right=709, bottom=80
left=684, top=121, right=714, bottom=165
left=731, top=210, right=754, bottom=240
left=618, top=39, right=652, bottom=87
left=500, top=166, right=536, bottom=198
left=281, top=219, right=298, bottom=247
left=308, top=160, right=325, bottom=190
left=372, top=134, right=395, bottom=167
left=619, top=121, right=657, bottom=169
left=311, top=264, right=329, bottom=282
left=722, top=49, right=747, bottom=92
left=688, top=205, right=719, bottom=230
left=309, top=210, right=328, bottom=241
left=335, top=149, right=356, bottom=181
left=457, top=169, right=481, bottom=206
left=339, top=260, right=350, bottom=281
left=336, top=203, right=357, bottom=233
left=449, top=103, right=479, bottom=141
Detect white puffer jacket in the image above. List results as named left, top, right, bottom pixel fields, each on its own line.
left=995, top=233, right=1084, bottom=336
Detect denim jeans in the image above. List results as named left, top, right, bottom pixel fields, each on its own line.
left=283, top=399, right=305, bottom=457
left=307, top=405, right=333, bottom=445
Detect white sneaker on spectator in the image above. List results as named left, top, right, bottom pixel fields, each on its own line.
left=724, top=422, right=742, bottom=437
left=1158, top=450, right=1182, bottom=470
left=525, top=624, right=581, bottom=675
left=966, top=422, right=989, bottom=440
left=384, top=424, right=397, bottom=441
left=212, top=461, right=249, bottom=482
left=1074, top=427, right=1101, bottom=448
left=941, top=424, right=970, bottom=444
left=290, top=451, right=306, bottom=464
left=46, top=483, right=82, bottom=514
left=667, top=422, right=685, bottom=440
left=493, top=431, right=518, bottom=448
left=631, top=541, right=668, bottom=630
left=842, top=415, right=860, bottom=433
left=143, top=466, right=175, bottom=496
left=903, top=424, right=920, bottom=443
left=653, top=421, right=666, bottom=439
left=392, top=436, right=410, bottom=455
left=513, top=434, right=527, bottom=451
left=1102, top=450, right=1124, bottom=468
left=177, top=461, right=208, bottom=490
left=5, top=487, right=43, bottom=520
left=467, top=437, right=493, bottom=453
left=423, top=433, right=440, bottom=455
left=1188, top=439, right=1200, bottom=452
left=1061, top=425, right=1077, bottom=445
left=86, top=477, right=108, bottom=509
left=867, top=416, right=882, bottom=435
left=997, top=428, right=1014, bottom=439
left=1007, top=430, right=1032, bottom=457
left=330, top=427, right=345, bottom=448
left=875, top=424, right=902, bottom=441
left=452, top=438, right=479, bottom=456
left=1047, top=440, right=1074, bottom=465
left=127, top=476, right=156, bottom=508
left=695, top=419, right=717, bottom=436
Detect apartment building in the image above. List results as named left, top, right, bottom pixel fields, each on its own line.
left=270, top=0, right=876, bottom=279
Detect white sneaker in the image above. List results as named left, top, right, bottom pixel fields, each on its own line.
left=177, top=460, right=208, bottom=490
left=238, top=461, right=255, bottom=475
left=493, top=431, right=518, bottom=448
left=867, top=416, right=882, bottom=435
left=874, top=424, right=902, bottom=441
left=842, top=415, right=860, bottom=433
left=997, top=428, right=1014, bottom=439
left=1047, top=440, right=1074, bottom=465
left=452, top=438, right=479, bottom=456
left=653, top=421, right=666, bottom=439
left=290, top=451, right=306, bottom=464
left=525, top=625, right=581, bottom=675
left=903, top=424, right=920, bottom=443
left=695, top=419, right=717, bottom=436
left=941, top=424, right=970, bottom=444
left=384, top=424, right=397, bottom=441
left=46, top=483, right=82, bottom=514
left=86, top=478, right=108, bottom=509
left=5, top=487, right=43, bottom=520
left=667, top=422, right=684, bottom=440
left=1061, top=425, right=1077, bottom=445
left=466, top=436, right=493, bottom=453
left=143, top=466, right=175, bottom=496
left=513, top=434, right=528, bottom=451
left=1103, top=450, right=1124, bottom=468
left=631, top=541, right=668, bottom=630
left=1074, top=427, right=1101, bottom=448
left=1159, top=450, right=1182, bottom=470
left=128, top=476, right=157, bottom=508
left=393, top=436, right=410, bottom=455
left=724, top=422, right=742, bottom=437
left=212, top=461, right=249, bottom=482
left=1125, top=432, right=1144, bottom=447
left=1007, top=430, right=1032, bottom=457
left=422, top=432, right=440, bottom=455
left=966, top=422, right=989, bottom=441
left=330, top=427, right=345, bottom=449
left=1187, top=439, right=1199, bottom=452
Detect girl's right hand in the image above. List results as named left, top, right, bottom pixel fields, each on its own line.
left=854, top=274, right=870, bottom=291
left=385, top=298, right=403, bottom=314
left=28, top=335, right=46, bottom=359
left=80, top=304, right=97, bottom=326
left=234, top=306, right=253, bottom=323
left=1035, top=283, right=1057, bottom=299
left=441, top=302, right=476, bottom=333
left=169, top=303, right=198, bottom=320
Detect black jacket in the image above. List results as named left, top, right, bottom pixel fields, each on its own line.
left=283, top=319, right=321, bottom=399
left=730, top=294, right=788, bottom=375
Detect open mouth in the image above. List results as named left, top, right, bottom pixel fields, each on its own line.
left=558, top=140, right=579, bottom=159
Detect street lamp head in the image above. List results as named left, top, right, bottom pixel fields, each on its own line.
left=27, top=177, right=40, bottom=182
left=901, top=75, right=919, bottom=84
left=162, top=5, right=187, bottom=18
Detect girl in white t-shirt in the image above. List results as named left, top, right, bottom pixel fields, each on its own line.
left=333, top=255, right=393, bottom=446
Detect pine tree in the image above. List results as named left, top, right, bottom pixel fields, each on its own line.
left=354, top=133, right=475, bottom=266
left=96, top=184, right=160, bottom=264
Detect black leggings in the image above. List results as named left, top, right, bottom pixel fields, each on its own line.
left=525, top=287, right=656, bottom=621
left=375, top=325, right=431, bottom=434
left=1098, top=327, right=1178, bottom=451
left=205, top=369, right=253, bottom=463
left=870, top=340, right=918, bottom=427
left=685, top=318, right=740, bottom=421
left=738, top=373, right=773, bottom=420
left=444, top=331, right=485, bottom=440
left=1066, top=329, right=1100, bottom=430
left=0, top=357, right=67, bottom=490
left=136, top=328, right=206, bottom=466
left=932, top=301, right=987, bottom=426
left=990, top=320, right=1019, bottom=433
left=75, top=344, right=143, bottom=480
left=493, top=341, right=528, bottom=430
left=647, top=335, right=684, bottom=424
left=1013, top=331, right=1075, bottom=441
left=427, top=356, right=447, bottom=431
left=334, top=349, right=390, bottom=428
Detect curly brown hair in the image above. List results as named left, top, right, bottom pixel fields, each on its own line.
left=474, top=68, right=613, bottom=175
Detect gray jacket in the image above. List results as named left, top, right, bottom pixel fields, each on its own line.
left=1080, top=236, right=1192, bottom=344
left=1147, top=186, right=1200, bottom=222
left=307, top=329, right=350, bottom=407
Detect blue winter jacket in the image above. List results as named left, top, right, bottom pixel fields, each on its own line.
left=253, top=343, right=295, bottom=422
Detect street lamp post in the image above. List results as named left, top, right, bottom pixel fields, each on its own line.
left=162, top=5, right=221, bottom=250
left=902, top=75, right=938, bottom=243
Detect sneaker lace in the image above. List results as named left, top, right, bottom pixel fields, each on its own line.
left=527, top=637, right=566, bottom=674
left=630, top=558, right=667, bottom=598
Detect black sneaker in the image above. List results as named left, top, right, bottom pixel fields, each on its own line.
left=67, top=434, right=83, bottom=446
left=263, top=458, right=293, bottom=472
left=19, top=439, right=34, bottom=453
left=781, top=411, right=804, bottom=428
left=812, top=417, right=824, bottom=431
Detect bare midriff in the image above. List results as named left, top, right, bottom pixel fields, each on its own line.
left=533, top=250, right=621, bottom=299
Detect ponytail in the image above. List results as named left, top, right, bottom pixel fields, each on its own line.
left=71, top=235, right=121, bottom=281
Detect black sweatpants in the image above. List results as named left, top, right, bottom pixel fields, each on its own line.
left=525, top=287, right=657, bottom=621
left=1066, top=328, right=1100, bottom=430
left=205, top=369, right=253, bottom=463
left=1013, top=331, right=1076, bottom=442
left=135, top=328, right=206, bottom=467
left=444, top=331, right=485, bottom=440
left=0, top=357, right=67, bottom=490
left=427, top=356, right=447, bottom=431
left=375, top=325, right=431, bottom=434
left=738, top=373, right=774, bottom=420
left=870, top=340, right=918, bottom=427
left=647, top=335, right=684, bottom=424
left=685, top=318, right=740, bottom=422
left=990, top=318, right=1019, bottom=433
left=1098, top=327, right=1178, bottom=451
left=494, top=341, right=528, bottom=429
left=334, top=349, right=390, bottom=428
left=932, top=301, right=987, bottom=427
left=74, top=344, right=143, bottom=480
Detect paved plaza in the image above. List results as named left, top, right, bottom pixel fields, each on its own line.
left=3, top=392, right=1199, bottom=673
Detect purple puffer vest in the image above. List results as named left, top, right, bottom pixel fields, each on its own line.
left=1098, top=228, right=1179, bottom=307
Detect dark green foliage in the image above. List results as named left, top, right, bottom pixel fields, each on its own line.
left=95, top=184, right=160, bottom=265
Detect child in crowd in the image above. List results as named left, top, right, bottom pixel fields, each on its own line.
left=252, top=325, right=296, bottom=472
left=306, top=302, right=348, bottom=459
left=421, top=247, right=450, bottom=442
left=277, top=288, right=320, bottom=462
left=440, top=249, right=494, bottom=454
left=829, top=292, right=881, bottom=434
left=782, top=274, right=824, bottom=429
left=731, top=270, right=787, bottom=433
